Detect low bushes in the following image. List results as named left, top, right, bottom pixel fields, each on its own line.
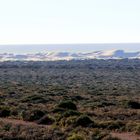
left=135, top=125, right=140, bottom=134
left=62, top=110, right=81, bottom=117
left=125, top=100, right=140, bottom=109
left=75, top=115, right=94, bottom=127
left=98, top=121, right=125, bottom=130
left=36, top=115, right=55, bottom=125
left=58, top=101, right=77, bottom=110
left=0, top=107, right=11, bottom=117
left=21, top=110, right=45, bottom=121
left=21, top=95, right=48, bottom=104
left=91, top=129, right=108, bottom=140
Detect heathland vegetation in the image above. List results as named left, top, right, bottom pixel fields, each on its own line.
left=0, top=59, right=140, bottom=139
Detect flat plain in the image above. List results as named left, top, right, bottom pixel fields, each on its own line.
left=0, top=59, right=140, bottom=140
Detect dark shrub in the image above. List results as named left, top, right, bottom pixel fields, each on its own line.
left=108, top=121, right=125, bottom=130
left=21, top=110, right=45, bottom=121
left=58, top=101, right=77, bottom=110
left=125, top=100, right=140, bottom=109
left=0, top=107, right=11, bottom=117
left=63, top=110, right=81, bottom=117
left=98, top=102, right=115, bottom=107
left=36, top=115, right=55, bottom=125
left=10, top=109, right=18, bottom=116
left=21, top=95, right=48, bottom=104
left=71, top=95, right=85, bottom=101
left=76, top=115, right=94, bottom=127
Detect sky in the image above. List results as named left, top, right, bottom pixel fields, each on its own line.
left=0, top=0, right=140, bottom=51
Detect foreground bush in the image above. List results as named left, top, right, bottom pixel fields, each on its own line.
left=0, top=107, right=11, bottom=117
left=58, top=101, right=77, bottom=110
left=125, top=100, right=140, bottom=109
left=21, top=110, right=45, bottom=121
left=75, top=115, right=94, bottom=127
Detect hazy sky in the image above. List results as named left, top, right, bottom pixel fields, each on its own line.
left=0, top=0, right=140, bottom=45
